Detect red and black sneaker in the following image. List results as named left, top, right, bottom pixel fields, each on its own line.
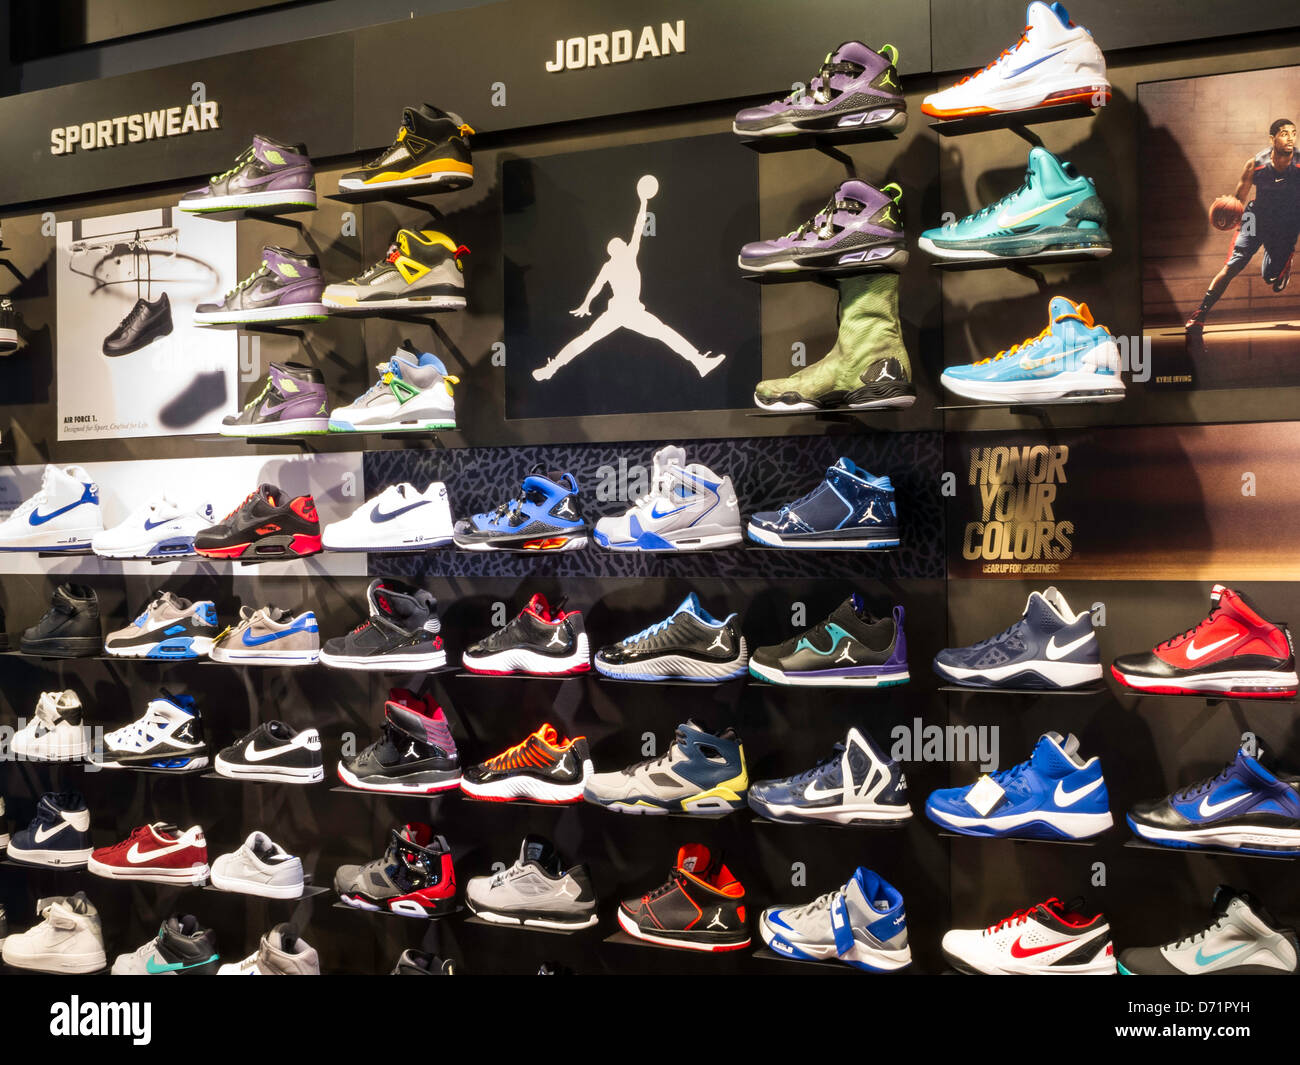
left=87, top=822, right=210, bottom=885
left=333, top=823, right=456, bottom=917
left=617, top=843, right=750, bottom=952
left=461, top=593, right=590, bottom=676
left=459, top=723, right=591, bottom=804
left=1111, top=585, right=1298, bottom=698
left=194, top=483, right=322, bottom=561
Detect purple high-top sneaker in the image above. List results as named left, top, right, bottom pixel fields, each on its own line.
left=734, top=42, right=907, bottom=138
left=179, top=135, right=317, bottom=213
left=194, top=245, right=328, bottom=324
left=221, top=361, right=330, bottom=437
left=739, top=180, right=906, bottom=274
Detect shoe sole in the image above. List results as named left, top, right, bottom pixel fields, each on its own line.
left=926, top=805, right=1112, bottom=839
left=748, top=659, right=909, bottom=688
left=461, top=640, right=590, bottom=676
left=336, top=893, right=456, bottom=918
left=594, top=653, right=748, bottom=683
left=323, top=294, right=466, bottom=313
left=465, top=898, right=598, bottom=930
left=196, top=533, right=323, bottom=561
left=1111, top=664, right=1299, bottom=699
left=917, top=235, right=1111, bottom=261
left=460, top=771, right=590, bottom=804
left=220, top=418, right=331, bottom=437
left=733, top=109, right=908, bottom=138
left=193, top=304, right=329, bottom=324
left=616, top=907, right=749, bottom=952
left=19, top=637, right=101, bottom=657
left=327, top=418, right=457, bottom=433
left=335, top=762, right=460, bottom=794
left=584, top=792, right=746, bottom=816
left=337, top=167, right=474, bottom=192
left=759, top=915, right=913, bottom=971
left=1127, top=814, right=1300, bottom=854
left=319, top=650, right=448, bottom=671
left=104, top=636, right=213, bottom=660
left=214, top=756, right=324, bottom=784
left=592, top=529, right=743, bottom=552
left=0, top=949, right=107, bottom=974
left=934, top=658, right=1102, bottom=689
left=922, top=83, right=1111, bottom=120
left=5, top=845, right=93, bottom=866
left=454, top=534, right=588, bottom=553
left=209, top=648, right=319, bottom=666
left=738, top=246, right=908, bottom=273
left=747, top=796, right=913, bottom=826
left=209, top=871, right=304, bottom=899
left=940, top=369, right=1125, bottom=405
left=745, top=523, right=899, bottom=550
left=93, top=539, right=198, bottom=559
left=87, top=857, right=210, bottom=884
left=179, top=189, right=319, bottom=212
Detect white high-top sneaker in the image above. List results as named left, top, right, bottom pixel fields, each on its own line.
left=0, top=465, right=103, bottom=551
left=323, top=481, right=453, bottom=552
left=1, top=893, right=106, bottom=974
left=328, top=345, right=459, bottom=432
left=12, top=690, right=89, bottom=761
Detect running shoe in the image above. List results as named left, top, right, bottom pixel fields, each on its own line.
left=88, top=823, right=210, bottom=885
left=337, top=689, right=460, bottom=794
left=7, top=792, right=93, bottom=867
left=749, top=596, right=908, bottom=687
left=179, top=134, right=316, bottom=213
left=465, top=836, right=597, bottom=930
left=194, top=246, right=327, bottom=324
left=102, top=293, right=172, bottom=356
left=97, top=691, right=208, bottom=772
left=319, top=579, right=445, bottom=670
left=194, top=483, right=323, bottom=562
left=211, top=832, right=304, bottom=900
left=453, top=465, right=587, bottom=552
left=323, top=481, right=453, bottom=553
left=339, top=105, right=474, bottom=192
left=460, top=724, right=592, bottom=804
left=220, top=362, right=330, bottom=437
left=323, top=229, right=467, bottom=312
left=617, top=844, right=750, bottom=952
left=739, top=180, right=906, bottom=273
left=1, top=894, right=106, bottom=975
left=0, top=464, right=102, bottom=552
left=215, top=721, right=324, bottom=784
left=942, top=896, right=1116, bottom=975
left=218, top=925, right=319, bottom=975
left=111, top=916, right=221, bottom=975
left=20, top=584, right=101, bottom=658
left=462, top=593, right=590, bottom=675
left=328, top=343, right=458, bottom=431
left=746, top=458, right=899, bottom=549
left=92, top=497, right=215, bottom=559
left=209, top=606, right=320, bottom=665
left=12, top=690, right=88, bottom=762
left=104, top=592, right=219, bottom=660
left=334, top=823, right=456, bottom=917
left=594, top=593, right=748, bottom=682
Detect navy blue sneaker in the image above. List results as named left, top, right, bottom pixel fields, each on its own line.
left=933, top=587, right=1101, bottom=690
left=749, top=596, right=908, bottom=687
left=748, top=727, right=911, bottom=825
left=926, top=732, right=1112, bottom=841
left=1127, top=746, right=1300, bottom=856
left=583, top=721, right=748, bottom=815
left=7, top=792, right=93, bottom=867
left=746, top=458, right=897, bottom=549
left=453, top=465, right=587, bottom=552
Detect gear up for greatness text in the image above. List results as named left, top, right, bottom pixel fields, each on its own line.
left=50, top=101, right=220, bottom=155
left=962, top=445, right=1073, bottom=562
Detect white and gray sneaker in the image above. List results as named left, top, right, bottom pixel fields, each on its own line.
left=1, top=892, right=106, bottom=974
left=465, top=835, right=597, bottom=930
left=209, top=606, right=320, bottom=666
left=211, top=831, right=305, bottom=899
left=218, top=924, right=320, bottom=974
left=323, top=481, right=454, bottom=552
left=12, top=690, right=89, bottom=761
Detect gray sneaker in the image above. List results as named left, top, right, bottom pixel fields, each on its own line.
left=209, top=606, right=320, bottom=666
left=323, top=228, right=467, bottom=312
left=466, top=835, right=597, bottom=930
left=218, top=924, right=319, bottom=975
left=211, top=832, right=305, bottom=900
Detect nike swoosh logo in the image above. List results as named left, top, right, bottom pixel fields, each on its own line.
left=241, top=619, right=315, bottom=646
left=243, top=740, right=297, bottom=762
left=1010, top=935, right=1072, bottom=958
left=30, top=499, right=90, bottom=526
left=126, top=840, right=197, bottom=864
left=1195, top=943, right=1247, bottom=967
left=804, top=779, right=842, bottom=801
left=1045, top=632, right=1094, bottom=660
left=33, top=822, right=70, bottom=843
left=143, top=517, right=175, bottom=531
left=1186, top=635, right=1235, bottom=661
left=995, top=195, right=1073, bottom=229
left=147, top=953, right=218, bottom=974
left=1020, top=344, right=1093, bottom=373
left=1004, top=48, right=1065, bottom=78
left=1054, top=776, right=1104, bottom=807
left=371, top=500, right=430, bottom=523
left=649, top=501, right=692, bottom=519
left=1198, top=792, right=1252, bottom=817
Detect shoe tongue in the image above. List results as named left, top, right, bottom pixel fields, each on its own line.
left=402, top=107, right=420, bottom=132
left=831, top=41, right=876, bottom=69
left=1047, top=295, right=1080, bottom=325
left=1042, top=1, right=1072, bottom=29
left=836, top=180, right=876, bottom=208
left=268, top=923, right=297, bottom=953
left=1034, top=731, right=1083, bottom=772
left=369, top=580, right=407, bottom=619
left=524, top=593, right=554, bottom=622
left=675, top=592, right=704, bottom=618
left=674, top=843, right=714, bottom=878
left=387, top=350, right=420, bottom=379
left=256, top=483, right=281, bottom=507
left=521, top=834, right=555, bottom=868
left=652, top=445, right=687, bottom=480
left=535, top=723, right=560, bottom=746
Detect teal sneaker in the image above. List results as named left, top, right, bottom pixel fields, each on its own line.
left=940, top=296, right=1124, bottom=404
left=920, top=147, right=1110, bottom=261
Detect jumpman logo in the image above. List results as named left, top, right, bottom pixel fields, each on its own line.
left=706, top=631, right=729, bottom=653
left=859, top=501, right=880, bottom=525
left=547, top=627, right=567, bottom=649
left=875, top=363, right=896, bottom=381
left=834, top=643, right=857, bottom=664
left=532, top=174, right=727, bottom=382
left=706, top=909, right=727, bottom=931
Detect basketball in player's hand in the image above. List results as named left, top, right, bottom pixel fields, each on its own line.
left=637, top=174, right=659, bottom=199
left=1209, top=195, right=1244, bottom=231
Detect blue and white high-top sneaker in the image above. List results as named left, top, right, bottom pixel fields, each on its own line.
left=940, top=297, right=1124, bottom=404
left=7, top=792, right=94, bottom=867
left=760, top=867, right=911, bottom=972
left=453, top=465, right=587, bottom=552
left=98, top=691, right=208, bottom=771
left=0, top=465, right=103, bottom=552
left=747, top=726, right=911, bottom=825
left=933, top=586, right=1102, bottom=690
left=747, top=458, right=898, bottom=549
left=926, top=732, right=1113, bottom=840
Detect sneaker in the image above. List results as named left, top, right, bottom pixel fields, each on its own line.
left=323, top=229, right=467, bottom=312
left=104, top=592, right=219, bottom=660
left=339, top=105, right=474, bottom=192
left=453, top=465, right=588, bottom=552
left=1112, top=584, right=1298, bottom=698
left=1118, top=887, right=1299, bottom=975
left=926, top=732, right=1113, bottom=840
left=220, top=362, right=330, bottom=437
left=460, top=724, right=592, bottom=804
left=0, top=298, right=18, bottom=354
left=20, top=583, right=101, bottom=657
left=334, top=823, right=456, bottom=916
left=1126, top=744, right=1300, bottom=855
left=218, top=924, right=320, bottom=975
left=97, top=691, right=208, bottom=772
left=942, top=897, right=1116, bottom=975
left=92, top=497, right=215, bottom=559
left=391, top=949, right=457, bottom=975
left=594, top=593, right=748, bottom=682
left=0, top=465, right=102, bottom=552
left=747, top=727, right=911, bottom=825
left=194, top=246, right=327, bottom=324
left=211, top=832, right=304, bottom=899
left=323, top=482, right=453, bottom=553
left=209, top=606, right=320, bottom=665
left=194, top=483, right=323, bottom=561
left=0, top=796, right=8, bottom=849
left=933, top=587, right=1101, bottom=690
left=215, top=720, right=324, bottom=784
left=922, top=2, right=1110, bottom=119
left=7, top=792, right=93, bottom=867
left=12, top=690, right=88, bottom=761
left=746, top=459, right=899, bottom=549
left=336, top=689, right=460, bottom=794
left=761, top=867, right=911, bottom=971
left=748, top=596, right=908, bottom=687
left=1, top=893, right=106, bottom=974
left=733, top=42, right=906, bottom=137
left=617, top=844, right=749, bottom=952
left=102, top=293, right=172, bottom=356
left=112, top=916, right=222, bottom=975
left=88, top=823, right=209, bottom=885
left=0, top=906, right=6, bottom=945
left=739, top=180, right=906, bottom=273
left=593, top=445, right=741, bottom=552
left=584, top=721, right=748, bottom=816
left=319, top=579, right=445, bottom=670
left=466, top=836, right=597, bottom=930
left=940, top=297, right=1124, bottom=404
left=462, top=593, right=590, bottom=675
left=919, top=147, right=1110, bottom=261
left=179, top=134, right=317, bottom=213
left=327, top=343, right=458, bottom=431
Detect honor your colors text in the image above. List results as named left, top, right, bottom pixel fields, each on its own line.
left=962, top=445, right=1073, bottom=563
left=50, top=101, right=220, bottom=155
left=546, top=21, right=684, bottom=71
left=50, top=998, right=151, bottom=1045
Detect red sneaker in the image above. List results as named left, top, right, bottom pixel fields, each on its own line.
left=88, top=822, right=210, bottom=884
left=617, top=843, right=750, bottom=952
left=1111, top=585, right=1298, bottom=698
left=333, top=823, right=457, bottom=917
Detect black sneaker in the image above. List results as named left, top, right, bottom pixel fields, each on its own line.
left=392, top=949, right=457, bottom=975
left=337, top=688, right=460, bottom=794
left=339, top=104, right=474, bottom=193
left=214, top=720, right=324, bottom=784
left=0, top=298, right=19, bottom=354
left=193, top=483, right=323, bottom=561
left=749, top=595, right=909, bottom=688
left=21, top=584, right=101, bottom=657
left=320, top=579, right=446, bottom=671
left=462, top=593, right=590, bottom=676
left=102, top=293, right=172, bottom=357
left=595, top=593, right=748, bottom=682
left=111, top=915, right=221, bottom=975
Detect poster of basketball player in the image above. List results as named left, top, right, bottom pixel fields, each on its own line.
left=502, top=136, right=759, bottom=419
left=1139, top=65, right=1300, bottom=390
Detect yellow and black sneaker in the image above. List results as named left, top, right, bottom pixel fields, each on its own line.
left=340, top=104, right=474, bottom=193
left=323, top=229, right=468, bottom=313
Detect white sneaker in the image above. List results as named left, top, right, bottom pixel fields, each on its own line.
left=92, top=496, right=215, bottom=560
left=593, top=445, right=741, bottom=552
left=0, top=465, right=103, bottom=552
left=323, top=482, right=453, bottom=552
left=13, top=690, right=89, bottom=761
left=97, top=692, right=209, bottom=771
left=211, top=831, right=305, bottom=899
left=1, top=893, right=106, bottom=974
left=328, top=345, right=458, bottom=432
left=942, top=897, right=1117, bottom=974
left=217, top=924, right=320, bottom=974
left=922, top=1, right=1110, bottom=119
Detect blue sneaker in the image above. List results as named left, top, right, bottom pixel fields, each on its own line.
left=1127, top=746, right=1300, bottom=856
left=583, top=721, right=748, bottom=815
left=453, top=465, right=587, bottom=552
left=940, top=297, right=1124, bottom=404
left=919, top=146, right=1110, bottom=261
left=748, top=727, right=911, bottom=825
left=7, top=792, right=94, bottom=867
left=933, top=586, right=1102, bottom=690
left=926, top=732, right=1113, bottom=840
left=747, top=458, right=898, bottom=549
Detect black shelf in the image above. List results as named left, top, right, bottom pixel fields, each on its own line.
left=453, top=670, right=588, bottom=682
left=594, top=674, right=746, bottom=688
left=35, top=549, right=94, bottom=558
left=751, top=815, right=911, bottom=830
left=937, top=831, right=1100, bottom=848
left=327, top=785, right=456, bottom=798
left=744, top=406, right=913, bottom=420
left=327, top=181, right=469, bottom=207
left=331, top=901, right=462, bottom=919
left=937, top=684, right=1107, bottom=697
left=323, top=305, right=464, bottom=320
left=742, top=265, right=903, bottom=287
left=197, top=319, right=326, bottom=335
left=737, top=124, right=904, bottom=154
left=0, top=651, right=215, bottom=664
left=934, top=397, right=1124, bottom=412
left=1120, top=690, right=1296, bottom=707
left=742, top=540, right=898, bottom=554
left=202, top=884, right=329, bottom=900
left=1123, top=840, right=1298, bottom=862
left=459, top=796, right=580, bottom=811
left=928, top=252, right=1109, bottom=273
left=186, top=203, right=317, bottom=224
left=461, top=914, right=596, bottom=937
left=604, top=929, right=751, bottom=954
left=202, top=772, right=323, bottom=785
left=928, top=101, right=1099, bottom=142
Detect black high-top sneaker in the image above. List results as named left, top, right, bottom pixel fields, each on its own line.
left=337, top=688, right=461, bottom=794
left=102, top=293, right=172, bottom=357
left=617, top=843, right=751, bottom=952
left=320, top=579, right=446, bottom=671
left=0, top=298, right=19, bottom=354
left=339, top=104, right=474, bottom=192
left=462, top=593, right=590, bottom=676
left=21, top=584, right=101, bottom=657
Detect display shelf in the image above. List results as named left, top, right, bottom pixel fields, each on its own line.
left=1, top=857, right=89, bottom=872
left=0, top=651, right=215, bottom=664
left=461, top=914, right=596, bottom=936
left=604, top=929, right=751, bottom=954
left=750, top=947, right=860, bottom=972
left=742, top=541, right=898, bottom=554
left=328, top=785, right=456, bottom=798
left=928, top=252, right=1109, bottom=273
left=201, top=771, right=324, bottom=785
left=741, top=266, right=901, bottom=288
left=937, top=831, right=1100, bottom=848
left=928, top=101, right=1099, bottom=142
left=751, top=815, right=911, bottom=830
left=737, top=124, right=904, bottom=155
left=934, top=397, right=1124, bottom=412
left=320, top=662, right=460, bottom=678
left=594, top=674, right=746, bottom=688
left=187, top=203, right=317, bottom=224
left=453, top=670, right=588, bottom=682
left=327, top=182, right=468, bottom=207
left=459, top=796, right=581, bottom=811
left=323, top=305, right=464, bottom=320
left=1122, top=840, right=1298, bottom=862
left=1120, top=689, right=1296, bottom=707
left=201, top=884, right=329, bottom=900
left=86, top=762, right=210, bottom=776
left=748, top=676, right=910, bottom=690
left=937, top=684, right=1108, bottom=697
left=35, top=549, right=94, bottom=558
left=330, top=901, right=462, bottom=919
left=744, top=406, right=914, bottom=421
left=198, top=319, right=326, bottom=335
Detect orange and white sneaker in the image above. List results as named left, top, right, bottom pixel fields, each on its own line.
left=460, top=724, right=592, bottom=804
left=922, top=2, right=1110, bottom=119
left=942, top=897, right=1116, bottom=974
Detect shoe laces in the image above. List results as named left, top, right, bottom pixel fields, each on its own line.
left=121, top=299, right=153, bottom=327
left=221, top=487, right=263, bottom=522
left=1159, top=608, right=1221, bottom=650
left=1172, top=912, right=1232, bottom=950
left=975, top=325, right=1052, bottom=366
left=1172, top=763, right=1235, bottom=804
left=10, top=470, right=55, bottom=521
left=783, top=745, right=843, bottom=786
left=644, top=869, right=687, bottom=902
left=964, top=615, right=1027, bottom=650
left=221, top=261, right=269, bottom=303
left=238, top=375, right=276, bottom=412
left=631, top=468, right=679, bottom=512
left=485, top=730, right=549, bottom=771
left=621, top=614, right=677, bottom=646
left=620, top=730, right=684, bottom=776
left=964, top=167, right=1035, bottom=224
left=107, top=703, right=172, bottom=747
left=785, top=886, right=842, bottom=920
left=986, top=897, right=1056, bottom=935
left=987, top=758, right=1032, bottom=792
left=784, top=55, right=862, bottom=106
left=956, top=27, right=1030, bottom=85
left=788, top=194, right=861, bottom=240
left=210, top=145, right=255, bottom=185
